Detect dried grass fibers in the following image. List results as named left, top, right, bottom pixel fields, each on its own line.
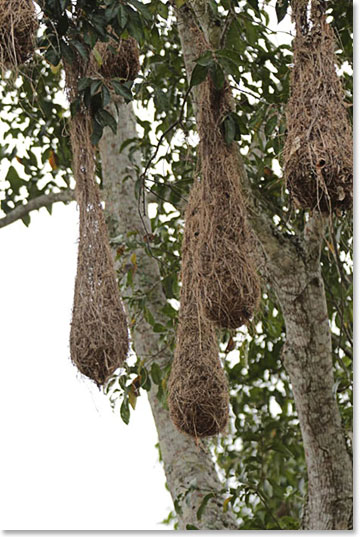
left=167, top=185, right=229, bottom=438
left=66, top=63, right=128, bottom=386
left=90, top=36, right=140, bottom=82
left=195, top=79, right=260, bottom=329
left=283, top=0, right=353, bottom=212
left=0, top=0, right=38, bottom=71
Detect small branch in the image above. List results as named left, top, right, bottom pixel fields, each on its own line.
left=0, top=190, right=75, bottom=229
left=140, top=85, right=193, bottom=186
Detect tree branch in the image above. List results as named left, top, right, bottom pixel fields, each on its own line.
left=0, top=190, right=75, bottom=229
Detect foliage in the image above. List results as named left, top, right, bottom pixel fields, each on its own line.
left=0, top=0, right=352, bottom=530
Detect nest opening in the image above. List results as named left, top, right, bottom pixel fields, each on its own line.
left=0, top=0, right=38, bottom=72
left=283, top=0, right=353, bottom=212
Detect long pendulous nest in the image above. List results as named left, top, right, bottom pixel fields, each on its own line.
left=66, top=62, right=129, bottom=386
left=167, top=185, right=229, bottom=438
left=90, top=36, right=140, bottom=82
left=194, top=78, right=261, bottom=329
left=0, top=0, right=38, bottom=72
left=283, top=0, right=353, bottom=212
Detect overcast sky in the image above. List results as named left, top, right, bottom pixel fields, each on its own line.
left=0, top=203, right=173, bottom=530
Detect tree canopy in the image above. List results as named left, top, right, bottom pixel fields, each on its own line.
left=0, top=0, right=352, bottom=530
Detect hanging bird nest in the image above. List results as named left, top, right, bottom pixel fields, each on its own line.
left=194, top=78, right=261, bottom=329
left=167, top=185, right=229, bottom=438
left=283, top=0, right=353, bottom=212
left=90, top=36, right=140, bottom=82
left=0, top=0, right=38, bottom=72
left=66, top=62, right=129, bottom=386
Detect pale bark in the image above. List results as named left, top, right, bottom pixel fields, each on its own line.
left=175, top=2, right=352, bottom=529
left=99, top=100, right=238, bottom=530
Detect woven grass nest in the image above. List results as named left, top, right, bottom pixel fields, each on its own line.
left=65, top=59, right=129, bottom=386
left=69, top=114, right=129, bottom=386
left=283, top=0, right=353, bottom=212
left=91, top=36, right=140, bottom=82
left=0, top=0, right=38, bottom=71
left=168, top=185, right=229, bottom=438
left=195, top=79, right=261, bottom=329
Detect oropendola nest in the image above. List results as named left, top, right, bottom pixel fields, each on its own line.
left=66, top=63, right=129, bottom=386
left=0, top=0, right=38, bottom=72
left=283, top=0, right=353, bottom=212
left=90, top=36, right=140, bottom=82
left=194, top=78, right=261, bottom=329
left=167, top=185, right=229, bottom=438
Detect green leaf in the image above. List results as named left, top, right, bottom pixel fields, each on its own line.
left=111, top=79, right=133, bottom=102
left=140, top=367, right=152, bottom=391
left=175, top=0, right=187, bottom=7
left=95, top=109, right=117, bottom=134
left=190, top=64, right=209, bottom=88
left=196, top=51, right=214, bottom=67
left=71, top=40, right=88, bottom=60
left=6, top=166, right=23, bottom=195
left=223, top=116, right=236, bottom=145
left=197, top=493, right=215, bottom=520
left=186, top=525, right=199, bottom=530
left=120, top=397, right=130, bottom=424
left=126, top=10, right=145, bottom=44
left=45, top=48, right=60, bottom=66
left=275, top=0, right=290, bottom=23
left=117, top=4, right=128, bottom=28
left=90, top=79, right=102, bottom=96
left=60, top=40, right=75, bottom=63
left=153, top=323, right=166, bottom=333
left=78, top=77, right=92, bottom=91
left=90, top=119, right=103, bottom=145
left=128, top=0, right=152, bottom=21
left=247, top=0, right=259, bottom=12
left=21, top=213, right=31, bottom=227
left=151, top=363, right=162, bottom=385
left=265, top=114, right=278, bottom=136
left=101, top=84, right=111, bottom=107
left=209, top=63, right=225, bottom=90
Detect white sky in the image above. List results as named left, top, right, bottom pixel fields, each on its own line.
left=0, top=203, right=173, bottom=530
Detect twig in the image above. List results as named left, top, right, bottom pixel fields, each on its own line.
left=0, top=189, right=75, bottom=229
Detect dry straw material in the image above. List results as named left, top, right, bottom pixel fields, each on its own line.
left=0, top=0, right=38, bottom=72
left=283, top=0, right=353, bottom=212
left=90, top=36, right=140, bottom=82
left=66, top=61, right=128, bottom=386
left=168, top=185, right=229, bottom=438
left=195, top=79, right=261, bottom=329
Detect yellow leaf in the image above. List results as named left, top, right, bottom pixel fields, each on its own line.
left=175, top=0, right=187, bottom=6
left=92, top=47, right=103, bottom=67
left=48, top=150, right=59, bottom=170
left=50, top=63, right=62, bottom=74
left=128, top=387, right=137, bottom=410
left=223, top=496, right=233, bottom=513
left=325, top=239, right=335, bottom=255
left=130, top=252, right=137, bottom=265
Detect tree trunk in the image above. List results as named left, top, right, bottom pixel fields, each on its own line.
left=174, top=1, right=352, bottom=529
left=99, top=99, right=238, bottom=530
